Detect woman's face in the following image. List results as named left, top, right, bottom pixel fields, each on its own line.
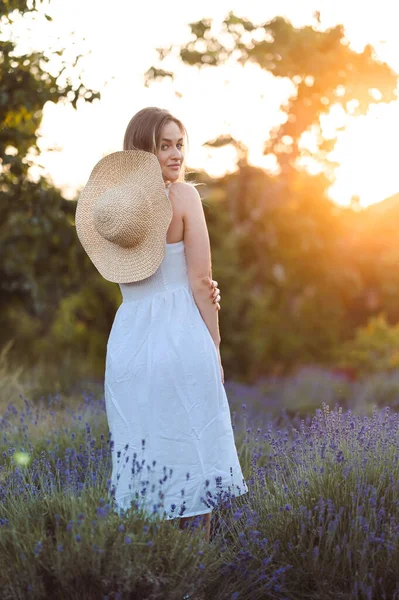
left=156, top=120, right=184, bottom=183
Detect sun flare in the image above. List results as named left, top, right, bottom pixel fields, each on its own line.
left=327, top=102, right=399, bottom=208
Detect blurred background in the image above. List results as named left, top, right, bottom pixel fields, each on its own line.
left=2, top=0, right=399, bottom=407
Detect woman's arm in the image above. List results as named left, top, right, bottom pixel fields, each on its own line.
left=190, top=276, right=221, bottom=347
left=169, top=182, right=221, bottom=347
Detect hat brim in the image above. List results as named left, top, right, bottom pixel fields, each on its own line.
left=75, top=150, right=173, bottom=283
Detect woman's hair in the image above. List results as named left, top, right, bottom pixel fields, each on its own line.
left=123, top=107, right=188, bottom=183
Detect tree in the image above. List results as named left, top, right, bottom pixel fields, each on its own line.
left=143, top=12, right=399, bottom=380
left=145, top=12, right=397, bottom=177
left=0, top=0, right=107, bottom=369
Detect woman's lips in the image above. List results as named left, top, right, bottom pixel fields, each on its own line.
left=168, top=164, right=180, bottom=170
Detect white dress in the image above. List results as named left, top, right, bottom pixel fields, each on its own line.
left=104, top=202, right=248, bottom=520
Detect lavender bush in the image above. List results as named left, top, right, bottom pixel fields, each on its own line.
left=1, top=369, right=399, bottom=599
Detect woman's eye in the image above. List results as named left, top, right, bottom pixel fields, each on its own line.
left=161, top=143, right=183, bottom=151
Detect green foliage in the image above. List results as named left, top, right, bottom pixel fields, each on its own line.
left=141, top=10, right=399, bottom=382
left=335, top=313, right=399, bottom=374
left=0, top=0, right=115, bottom=379
left=202, top=167, right=357, bottom=379
left=2, top=4, right=399, bottom=385
left=0, top=340, right=26, bottom=404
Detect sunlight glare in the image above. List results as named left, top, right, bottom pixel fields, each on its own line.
left=328, top=102, right=399, bottom=207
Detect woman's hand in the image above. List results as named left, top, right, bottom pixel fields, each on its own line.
left=210, top=280, right=221, bottom=311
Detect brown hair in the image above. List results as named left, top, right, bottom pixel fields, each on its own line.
left=123, top=107, right=188, bottom=183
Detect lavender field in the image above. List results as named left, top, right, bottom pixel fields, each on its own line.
left=1, top=367, right=399, bottom=599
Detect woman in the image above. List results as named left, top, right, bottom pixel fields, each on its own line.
left=75, top=107, right=248, bottom=543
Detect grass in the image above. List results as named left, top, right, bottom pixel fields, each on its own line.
left=2, top=357, right=399, bottom=598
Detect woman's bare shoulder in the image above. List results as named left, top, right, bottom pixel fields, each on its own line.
left=169, top=181, right=201, bottom=201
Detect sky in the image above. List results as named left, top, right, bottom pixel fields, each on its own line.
left=5, top=0, right=399, bottom=208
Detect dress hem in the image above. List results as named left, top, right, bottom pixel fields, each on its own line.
left=111, top=494, right=213, bottom=521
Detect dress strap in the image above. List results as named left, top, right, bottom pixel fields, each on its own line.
left=165, top=183, right=172, bottom=197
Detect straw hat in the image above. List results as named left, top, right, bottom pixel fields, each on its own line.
left=75, top=150, right=173, bottom=283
